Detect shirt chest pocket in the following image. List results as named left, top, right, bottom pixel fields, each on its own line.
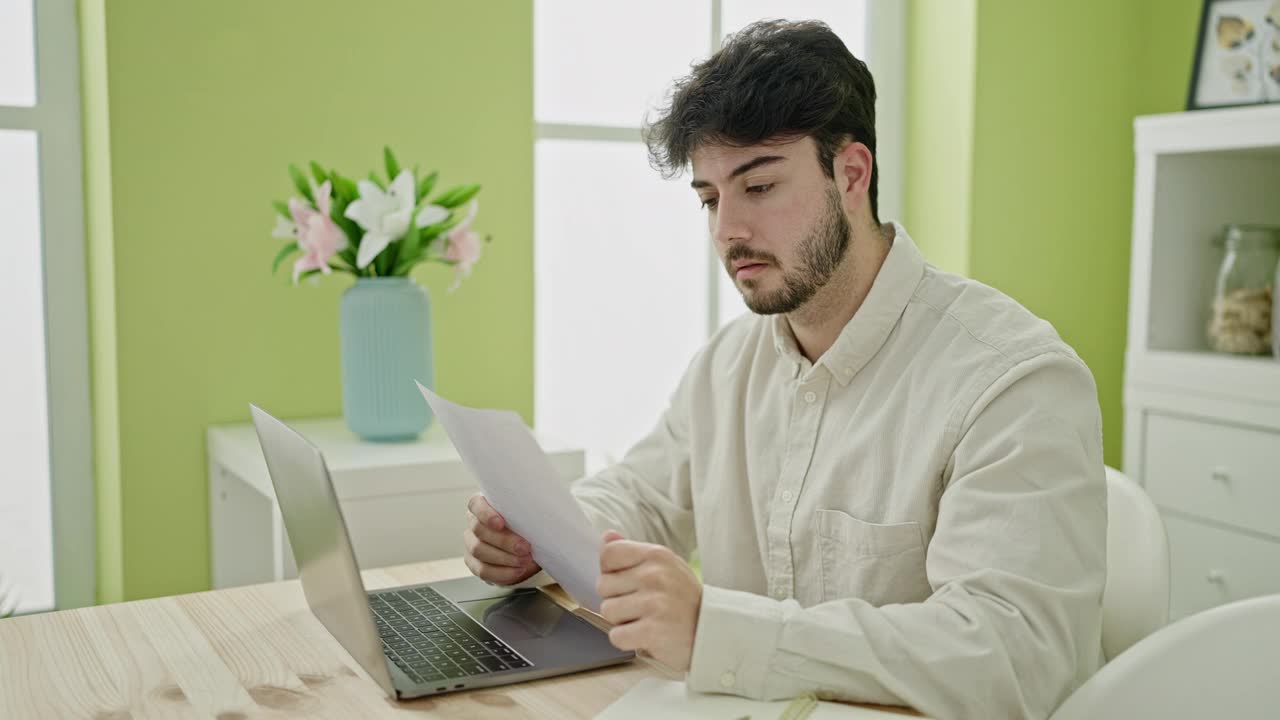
left=816, top=509, right=933, bottom=606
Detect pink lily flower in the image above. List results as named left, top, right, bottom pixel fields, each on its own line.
left=289, top=180, right=348, bottom=284
left=443, top=200, right=482, bottom=291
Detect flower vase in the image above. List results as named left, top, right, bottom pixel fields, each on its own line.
left=339, top=277, right=434, bottom=441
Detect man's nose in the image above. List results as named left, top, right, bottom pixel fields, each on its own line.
left=711, top=198, right=750, bottom=248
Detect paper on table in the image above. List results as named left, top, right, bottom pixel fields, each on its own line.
left=416, top=382, right=604, bottom=611
left=594, top=678, right=914, bottom=720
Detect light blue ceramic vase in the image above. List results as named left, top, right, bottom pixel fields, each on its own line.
left=339, top=277, right=434, bottom=441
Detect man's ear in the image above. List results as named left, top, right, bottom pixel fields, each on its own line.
left=834, top=139, right=874, bottom=197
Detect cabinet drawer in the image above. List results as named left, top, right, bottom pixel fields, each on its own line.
left=1144, top=413, right=1280, bottom=538
left=1165, top=513, right=1280, bottom=619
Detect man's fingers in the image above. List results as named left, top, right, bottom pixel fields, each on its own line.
left=596, top=565, right=645, bottom=599
left=466, top=493, right=505, bottom=531
left=599, top=538, right=662, bottom=573
left=489, top=562, right=537, bottom=585
left=463, top=528, right=525, bottom=568
left=463, top=553, right=486, bottom=580
left=463, top=550, right=537, bottom=586
left=599, top=592, right=648, bottom=626
left=470, top=516, right=531, bottom=556
left=607, top=620, right=651, bottom=652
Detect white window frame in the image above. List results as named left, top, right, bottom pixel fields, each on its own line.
left=0, top=0, right=94, bottom=611
left=534, top=0, right=906, bottom=339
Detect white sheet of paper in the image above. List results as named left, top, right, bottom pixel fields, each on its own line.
left=594, top=678, right=910, bottom=720
left=417, top=382, right=604, bottom=611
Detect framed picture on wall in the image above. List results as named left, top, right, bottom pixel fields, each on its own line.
left=1187, top=0, right=1280, bottom=109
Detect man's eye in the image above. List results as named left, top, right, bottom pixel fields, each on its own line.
left=747, top=183, right=774, bottom=195
left=699, top=197, right=719, bottom=210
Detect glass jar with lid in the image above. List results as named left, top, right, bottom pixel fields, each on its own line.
left=1208, top=224, right=1279, bottom=355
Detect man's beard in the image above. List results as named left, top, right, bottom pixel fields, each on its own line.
left=725, top=186, right=851, bottom=315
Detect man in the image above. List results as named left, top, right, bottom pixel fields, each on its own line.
left=463, top=19, right=1106, bottom=720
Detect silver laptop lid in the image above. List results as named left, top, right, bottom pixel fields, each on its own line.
left=249, top=405, right=395, bottom=695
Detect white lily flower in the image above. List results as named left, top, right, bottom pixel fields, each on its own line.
left=346, top=169, right=417, bottom=268
left=271, top=214, right=297, bottom=239
left=415, top=203, right=449, bottom=227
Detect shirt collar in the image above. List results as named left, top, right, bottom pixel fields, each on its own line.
left=771, top=222, right=926, bottom=387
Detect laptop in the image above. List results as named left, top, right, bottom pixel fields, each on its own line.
left=249, top=404, right=634, bottom=699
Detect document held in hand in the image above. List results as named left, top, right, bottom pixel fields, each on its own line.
left=416, top=382, right=605, bottom=612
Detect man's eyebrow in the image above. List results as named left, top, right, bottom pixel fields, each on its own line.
left=690, top=155, right=787, bottom=189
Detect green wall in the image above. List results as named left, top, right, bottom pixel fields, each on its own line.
left=904, top=0, right=976, bottom=276
left=906, top=0, right=1203, bottom=468
left=82, top=0, right=534, bottom=603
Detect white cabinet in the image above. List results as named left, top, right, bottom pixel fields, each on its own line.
left=1124, top=105, right=1280, bottom=620
left=208, top=418, right=585, bottom=589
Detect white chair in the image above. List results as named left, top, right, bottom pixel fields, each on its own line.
left=1051, top=593, right=1280, bottom=719
left=1100, top=465, right=1170, bottom=661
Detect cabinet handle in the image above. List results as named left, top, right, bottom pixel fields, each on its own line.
left=1209, top=467, right=1231, bottom=484
left=1206, top=569, right=1225, bottom=584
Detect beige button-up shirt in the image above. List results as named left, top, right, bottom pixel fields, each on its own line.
left=569, top=224, right=1107, bottom=720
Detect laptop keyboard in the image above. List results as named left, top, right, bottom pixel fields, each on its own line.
left=369, top=586, right=533, bottom=686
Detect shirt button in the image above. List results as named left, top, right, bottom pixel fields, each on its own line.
left=781, top=490, right=794, bottom=503
left=844, top=367, right=854, bottom=376
left=720, top=671, right=736, bottom=688
left=803, top=391, right=817, bottom=403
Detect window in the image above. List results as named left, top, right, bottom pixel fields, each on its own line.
left=534, top=1, right=903, bottom=469
left=0, top=0, right=93, bottom=613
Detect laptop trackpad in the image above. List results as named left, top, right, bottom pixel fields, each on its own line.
left=457, top=591, right=572, bottom=641
left=457, top=591, right=631, bottom=668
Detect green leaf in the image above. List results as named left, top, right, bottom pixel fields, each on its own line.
left=272, top=241, right=299, bottom=275
left=272, top=200, right=290, bottom=218
left=401, top=226, right=423, bottom=262
left=332, top=172, right=359, bottom=203
left=379, top=220, right=413, bottom=277
left=367, top=172, right=386, bottom=191
left=392, top=252, right=423, bottom=276
left=384, top=146, right=401, bottom=182
left=392, top=231, right=429, bottom=274
left=339, top=244, right=359, bottom=270
left=323, top=194, right=361, bottom=268
left=288, top=164, right=314, bottom=203
left=416, top=171, right=439, bottom=203
left=431, top=183, right=481, bottom=209
left=434, top=208, right=468, bottom=235
left=309, top=161, right=329, bottom=186
left=323, top=252, right=355, bottom=274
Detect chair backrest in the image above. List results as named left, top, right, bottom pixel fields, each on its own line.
left=1051, top=594, right=1280, bottom=720
left=1100, top=466, right=1170, bottom=660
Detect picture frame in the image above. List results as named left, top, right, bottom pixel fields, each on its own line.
left=1187, top=0, right=1280, bottom=109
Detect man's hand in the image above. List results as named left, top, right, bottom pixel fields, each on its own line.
left=463, top=493, right=542, bottom=585
left=596, top=530, right=703, bottom=671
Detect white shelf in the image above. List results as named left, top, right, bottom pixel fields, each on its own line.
left=1135, top=104, right=1280, bottom=156
left=1126, top=350, right=1280, bottom=408
left=1128, top=105, right=1280, bottom=377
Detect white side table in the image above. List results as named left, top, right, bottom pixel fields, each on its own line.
left=207, top=418, right=585, bottom=589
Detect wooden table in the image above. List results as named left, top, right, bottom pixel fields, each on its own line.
left=0, top=557, right=921, bottom=718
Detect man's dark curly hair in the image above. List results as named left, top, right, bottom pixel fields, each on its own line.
left=643, top=19, right=879, bottom=223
